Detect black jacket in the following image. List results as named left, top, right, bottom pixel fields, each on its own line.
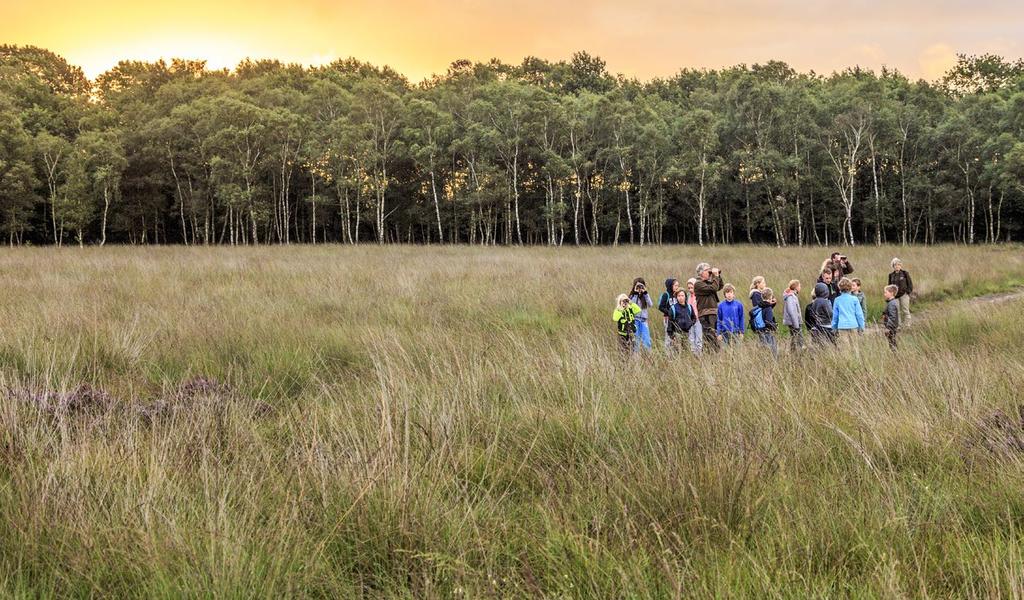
left=816, top=275, right=840, bottom=303
left=804, top=302, right=815, bottom=332
left=888, top=270, right=913, bottom=298
left=810, top=283, right=834, bottom=331
left=658, top=278, right=678, bottom=318
left=668, top=301, right=695, bottom=335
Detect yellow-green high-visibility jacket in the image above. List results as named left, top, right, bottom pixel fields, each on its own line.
left=612, top=302, right=641, bottom=337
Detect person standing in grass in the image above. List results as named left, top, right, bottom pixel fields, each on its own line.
left=823, top=252, right=854, bottom=280
left=613, top=294, right=641, bottom=354
left=658, top=278, right=681, bottom=352
left=685, top=278, right=704, bottom=355
left=888, top=258, right=914, bottom=328
left=850, top=278, right=866, bottom=317
left=809, top=283, right=836, bottom=347
left=693, top=263, right=724, bottom=353
left=749, top=276, right=774, bottom=312
left=628, top=278, right=654, bottom=351
left=752, top=287, right=779, bottom=358
left=831, top=277, right=866, bottom=343
left=666, top=289, right=696, bottom=355
left=882, top=284, right=901, bottom=352
left=782, top=280, right=804, bottom=353
left=817, top=268, right=840, bottom=303
left=716, top=283, right=745, bottom=346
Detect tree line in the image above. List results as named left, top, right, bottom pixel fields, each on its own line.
left=2, top=45, right=1023, bottom=247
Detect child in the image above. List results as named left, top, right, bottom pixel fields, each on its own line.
left=850, top=278, right=866, bottom=317
left=613, top=294, right=641, bottom=354
left=809, top=283, right=836, bottom=347
left=751, top=287, right=779, bottom=357
left=782, top=280, right=804, bottom=352
left=831, top=277, right=866, bottom=343
left=667, top=289, right=696, bottom=354
left=686, top=279, right=704, bottom=355
left=716, top=283, right=745, bottom=346
left=749, top=276, right=777, bottom=309
left=657, top=278, right=680, bottom=352
left=882, top=284, right=900, bottom=352
left=888, top=258, right=914, bottom=328
left=748, top=276, right=767, bottom=306
left=628, top=278, right=654, bottom=351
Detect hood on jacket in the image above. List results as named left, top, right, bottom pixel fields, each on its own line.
left=814, top=282, right=829, bottom=299
left=664, top=278, right=678, bottom=294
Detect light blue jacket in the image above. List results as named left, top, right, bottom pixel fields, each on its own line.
left=831, top=292, right=865, bottom=331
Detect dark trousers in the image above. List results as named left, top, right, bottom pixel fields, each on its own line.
left=885, top=328, right=898, bottom=352
left=788, top=325, right=804, bottom=353
left=811, top=328, right=837, bottom=347
left=699, top=315, right=720, bottom=353
left=618, top=334, right=634, bottom=354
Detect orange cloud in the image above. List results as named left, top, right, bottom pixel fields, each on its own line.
left=1, top=0, right=1022, bottom=81
left=919, top=44, right=958, bottom=81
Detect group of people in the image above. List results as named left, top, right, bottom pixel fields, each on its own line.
left=613, top=252, right=916, bottom=357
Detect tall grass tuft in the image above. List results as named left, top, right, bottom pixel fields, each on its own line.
left=1, top=244, right=1024, bottom=597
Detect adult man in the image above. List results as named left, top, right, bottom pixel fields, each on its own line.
left=823, top=252, right=854, bottom=280
left=816, top=268, right=840, bottom=303
left=692, top=262, right=724, bottom=353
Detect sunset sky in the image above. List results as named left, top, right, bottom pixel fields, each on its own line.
left=4, top=0, right=1023, bottom=82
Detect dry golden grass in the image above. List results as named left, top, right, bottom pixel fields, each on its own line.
left=1, top=244, right=1024, bottom=597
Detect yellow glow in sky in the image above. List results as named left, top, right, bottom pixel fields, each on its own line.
left=3, top=0, right=1023, bottom=81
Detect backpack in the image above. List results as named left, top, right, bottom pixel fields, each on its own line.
left=670, top=301, right=694, bottom=334
left=749, top=306, right=765, bottom=332
left=658, top=291, right=672, bottom=318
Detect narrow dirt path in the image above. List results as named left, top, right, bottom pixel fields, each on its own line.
left=867, top=286, right=1024, bottom=332
left=954, top=287, right=1024, bottom=310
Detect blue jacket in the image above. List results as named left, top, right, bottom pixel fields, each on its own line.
left=831, top=292, right=865, bottom=331
left=717, top=299, right=745, bottom=333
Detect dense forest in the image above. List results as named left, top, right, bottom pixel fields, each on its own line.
left=1, top=45, right=1023, bottom=247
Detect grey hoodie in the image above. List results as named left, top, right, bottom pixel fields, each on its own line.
left=783, top=291, right=802, bottom=327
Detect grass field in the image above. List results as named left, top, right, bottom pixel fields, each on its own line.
left=2, top=244, right=1024, bottom=597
